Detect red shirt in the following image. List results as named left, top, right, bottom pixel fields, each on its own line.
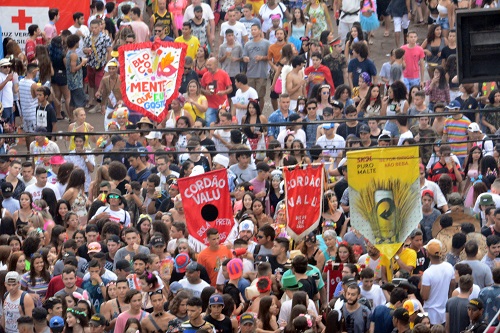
left=200, top=69, right=232, bottom=108
left=304, top=64, right=335, bottom=96
left=45, top=275, right=83, bottom=299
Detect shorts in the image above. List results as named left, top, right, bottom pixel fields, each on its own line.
left=270, top=89, right=280, bottom=99
left=393, top=15, right=410, bottom=33
left=23, top=119, right=36, bottom=133
left=247, top=77, right=267, bottom=102
left=436, top=16, right=450, bottom=30
left=428, top=15, right=438, bottom=25
left=70, top=88, right=86, bottom=107
left=87, top=66, right=105, bottom=89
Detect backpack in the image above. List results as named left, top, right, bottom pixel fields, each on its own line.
left=4, top=291, right=27, bottom=315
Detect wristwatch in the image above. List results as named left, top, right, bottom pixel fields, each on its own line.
left=394, top=255, right=400, bottom=261
left=99, top=282, right=105, bottom=287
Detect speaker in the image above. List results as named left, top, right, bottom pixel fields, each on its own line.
left=456, top=8, right=500, bottom=83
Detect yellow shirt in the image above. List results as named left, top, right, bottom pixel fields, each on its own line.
left=183, top=95, right=207, bottom=120
left=174, top=35, right=200, bottom=60
left=393, top=247, right=417, bottom=274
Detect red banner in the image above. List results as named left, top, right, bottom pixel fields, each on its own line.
left=284, top=165, right=324, bottom=240
left=324, top=263, right=343, bottom=303
left=177, top=169, right=234, bottom=245
left=1, top=0, right=90, bottom=49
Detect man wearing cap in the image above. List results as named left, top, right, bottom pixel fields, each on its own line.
left=421, top=239, right=455, bottom=325
left=316, top=121, right=346, bottom=167
left=87, top=313, right=107, bottom=333
left=443, top=100, right=471, bottom=165
left=49, top=316, right=65, bottom=333
left=25, top=166, right=61, bottom=201
left=179, top=262, right=211, bottom=297
left=90, top=189, right=131, bottom=226
left=145, top=131, right=165, bottom=152
left=392, top=308, right=411, bottom=333
left=240, top=313, right=256, bottom=333
left=46, top=156, right=65, bottom=185
left=468, top=122, right=494, bottom=156
left=359, top=124, right=376, bottom=147
left=29, top=128, right=60, bottom=168
left=464, top=299, right=487, bottom=333
left=96, top=58, right=122, bottom=120
left=322, top=37, right=349, bottom=88
left=205, top=294, right=238, bottom=333
left=2, top=271, right=34, bottom=333
left=238, top=220, right=257, bottom=251
left=278, top=275, right=318, bottom=323
left=419, top=163, right=449, bottom=213
left=0, top=182, right=19, bottom=215
left=0, top=58, right=14, bottom=126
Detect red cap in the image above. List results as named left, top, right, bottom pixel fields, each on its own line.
left=422, top=189, right=434, bottom=199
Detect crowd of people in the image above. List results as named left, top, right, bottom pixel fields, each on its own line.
left=0, top=0, right=500, bottom=332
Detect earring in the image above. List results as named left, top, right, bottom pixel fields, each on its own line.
left=77, top=320, right=80, bottom=324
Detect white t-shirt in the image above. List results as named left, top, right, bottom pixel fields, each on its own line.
left=473, top=192, right=500, bottom=214
left=92, top=206, right=131, bottom=227
left=316, top=134, right=346, bottom=159
left=277, top=128, right=306, bottom=147
left=25, top=182, right=61, bottom=201
left=0, top=72, right=14, bottom=108
left=213, top=130, right=232, bottom=157
left=259, top=3, right=286, bottom=33
left=422, top=261, right=455, bottom=325
left=233, top=87, right=258, bottom=124
left=278, top=299, right=318, bottom=325
left=421, top=179, right=447, bottom=209
left=360, top=284, right=387, bottom=309
left=68, top=25, right=90, bottom=59
left=220, top=21, right=248, bottom=45
left=397, top=130, right=414, bottom=146
left=453, top=284, right=480, bottom=300
left=178, top=278, right=210, bottom=297
left=183, top=3, right=215, bottom=23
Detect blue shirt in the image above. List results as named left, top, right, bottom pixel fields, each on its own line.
left=82, top=276, right=112, bottom=313
left=268, top=109, right=296, bottom=139
left=479, top=285, right=500, bottom=323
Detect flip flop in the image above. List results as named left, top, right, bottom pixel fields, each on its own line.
left=384, top=31, right=390, bottom=37
left=369, top=40, right=374, bottom=45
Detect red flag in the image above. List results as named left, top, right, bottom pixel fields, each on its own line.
left=324, top=262, right=343, bottom=303
left=177, top=169, right=234, bottom=245
left=284, top=165, right=324, bottom=240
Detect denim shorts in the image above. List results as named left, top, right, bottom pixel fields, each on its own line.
left=436, top=16, right=450, bottom=30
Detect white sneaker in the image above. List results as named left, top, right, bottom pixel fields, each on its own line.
left=88, top=105, right=99, bottom=114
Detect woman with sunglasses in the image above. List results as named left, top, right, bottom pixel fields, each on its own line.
left=299, top=231, right=326, bottom=271
left=317, top=85, right=332, bottom=116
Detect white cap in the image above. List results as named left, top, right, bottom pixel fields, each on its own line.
left=468, top=122, right=482, bottom=133
left=213, top=154, right=229, bottom=168
left=239, top=220, right=255, bottom=232
left=145, top=131, right=162, bottom=140
left=190, top=165, right=205, bottom=176
left=378, top=130, right=392, bottom=141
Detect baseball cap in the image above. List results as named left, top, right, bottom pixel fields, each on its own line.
left=227, top=258, right=243, bottom=280
left=169, top=281, right=183, bottom=294
left=115, top=259, right=132, bottom=272
left=403, top=299, right=421, bottom=315
left=239, top=220, right=255, bottom=233
left=5, top=271, right=20, bottom=283
left=1, top=182, right=13, bottom=193
left=107, top=235, right=121, bottom=244
left=174, top=253, right=191, bottom=273
left=393, top=308, right=410, bottom=321
left=186, top=261, right=201, bottom=272
left=289, top=113, right=301, bottom=122
left=191, top=165, right=205, bottom=176
left=468, top=298, right=484, bottom=311
left=378, top=130, right=392, bottom=142
left=422, top=189, right=434, bottom=199
left=145, top=131, right=162, bottom=140
left=240, top=313, right=256, bottom=325
left=480, top=194, right=495, bottom=206
left=323, top=107, right=333, bottom=116
left=90, top=314, right=107, bottom=326
left=88, top=242, right=102, bottom=254
left=468, top=122, right=482, bottom=133
left=49, top=316, right=65, bottom=329
left=322, top=123, right=335, bottom=130
left=209, top=294, right=225, bottom=306
left=331, top=100, right=344, bottom=110
left=359, top=124, right=370, bottom=133
left=445, top=100, right=461, bottom=110
left=0, top=58, right=11, bottom=67
left=194, top=5, right=203, bottom=11
left=150, top=235, right=166, bottom=247
left=425, top=239, right=442, bottom=256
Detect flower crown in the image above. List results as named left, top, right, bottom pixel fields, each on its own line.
left=67, top=308, right=87, bottom=317
left=298, top=314, right=313, bottom=328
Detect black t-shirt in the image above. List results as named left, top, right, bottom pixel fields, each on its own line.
left=169, top=265, right=211, bottom=285
left=440, top=46, right=456, bottom=62
left=336, top=122, right=363, bottom=140
left=413, top=248, right=429, bottom=275
left=268, top=255, right=288, bottom=275
left=455, top=95, right=478, bottom=123
left=36, top=103, right=57, bottom=133
left=204, top=315, right=233, bottom=333
left=201, top=138, right=216, bottom=157
left=299, top=276, right=318, bottom=300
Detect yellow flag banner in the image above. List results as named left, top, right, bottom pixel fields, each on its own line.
left=347, top=147, right=422, bottom=259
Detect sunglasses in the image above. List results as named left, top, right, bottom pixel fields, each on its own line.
left=154, top=29, right=163, bottom=33
left=307, top=107, right=316, bottom=110
left=100, top=190, right=109, bottom=194
left=416, top=312, right=429, bottom=317
left=256, top=235, right=264, bottom=239
left=0, top=66, right=9, bottom=69
left=148, top=289, right=163, bottom=297
left=108, top=194, right=120, bottom=199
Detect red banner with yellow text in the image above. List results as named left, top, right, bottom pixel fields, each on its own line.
left=177, top=169, right=234, bottom=245
left=284, top=165, right=324, bottom=240
left=1, top=0, right=90, bottom=49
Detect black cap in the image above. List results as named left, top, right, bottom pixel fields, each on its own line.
left=86, top=224, right=99, bottom=233
left=393, top=308, right=410, bottom=322
left=323, top=107, right=333, bottom=116
left=331, top=100, right=344, bottom=110
left=194, top=5, right=203, bottom=11
left=107, top=235, right=121, bottom=244
left=359, top=124, right=370, bottom=133
left=289, top=113, right=301, bottom=122
left=1, top=182, right=13, bottom=194
left=150, top=235, right=166, bottom=247
left=116, top=259, right=132, bottom=272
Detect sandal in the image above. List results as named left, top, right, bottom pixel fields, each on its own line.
left=84, top=104, right=94, bottom=109
left=383, top=31, right=390, bottom=37
left=369, top=40, right=374, bottom=45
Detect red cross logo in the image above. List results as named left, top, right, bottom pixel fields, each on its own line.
left=12, top=9, right=33, bottom=30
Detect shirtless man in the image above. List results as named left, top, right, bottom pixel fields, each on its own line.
left=286, top=56, right=306, bottom=110
left=100, top=279, right=130, bottom=332
left=142, top=291, right=179, bottom=333
left=169, top=194, right=186, bottom=223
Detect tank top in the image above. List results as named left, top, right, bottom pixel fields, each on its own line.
left=426, top=38, right=446, bottom=64
left=291, top=24, right=306, bottom=40
left=243, top=116, right=262, bottom=139
left=4, top=292, right=22, bottom=333
left=153, top=11, right=174, bottom=37
left=72, top=190, right=88, bottom=217
left=437, top=3, right=448, bottom=14
left=19, top=78, right=37, bottom=121
left=69, top=122, right=91, bottom=150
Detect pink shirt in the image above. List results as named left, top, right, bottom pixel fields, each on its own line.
left=44, top=23, right=57, bottom=41
left=114, top=311, right=147, bottom=333
left=402, top=44, right=425, bottom=79
left=130, top=21, right=151, bottom=43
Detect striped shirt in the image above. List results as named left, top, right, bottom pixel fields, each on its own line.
left=20, top=272, right=50, bottom=308
left=19, top=78, right=37, bottom=121
left=443, top=115, right=471, bottom=157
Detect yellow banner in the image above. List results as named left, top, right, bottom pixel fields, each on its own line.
left=347, top=147, right=422, bottom=259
